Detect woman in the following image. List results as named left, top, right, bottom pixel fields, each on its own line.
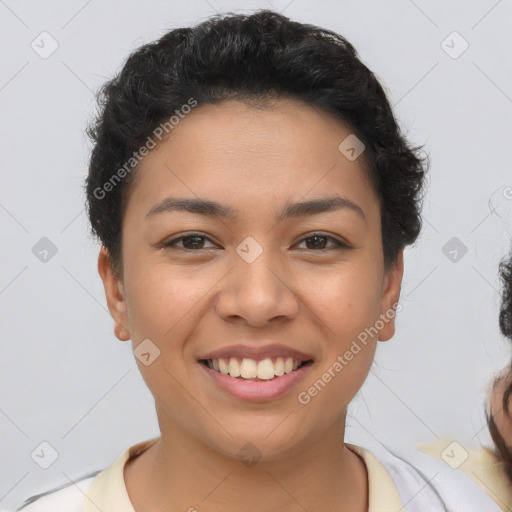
left=489, top=253, right=512, bottom=482
left=15, top=9, right=507, bottom=511
left=413, top=251, right=512, bottom=510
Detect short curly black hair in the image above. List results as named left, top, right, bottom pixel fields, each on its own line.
left=85, top=9, right=428, bottom=277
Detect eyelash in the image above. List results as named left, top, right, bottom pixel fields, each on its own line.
left=162, top=232, right=350, bottom=252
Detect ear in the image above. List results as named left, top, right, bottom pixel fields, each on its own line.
left=97, top=246, right=131, bottom=341
left=377, top=249, right=404, bottom=341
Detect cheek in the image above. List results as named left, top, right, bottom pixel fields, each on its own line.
left=305, top=264, right=383, bottom=336
left=297, top=332, right=376, bottom=428
left=123, top=250, right=212, bottom=336
left=122, top=266, right=205, bottom=405
left=490, top=378, right=512, bottom=444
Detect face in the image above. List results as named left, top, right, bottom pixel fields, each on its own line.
left=490, top=370, right=512, bottom=449
left=99, top=98, right=403, bottom=461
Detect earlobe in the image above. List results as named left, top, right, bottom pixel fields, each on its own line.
left=378, top=250, right=404, bottom=342
left=97, top=246, right=131, bottom=342
left=114, top=321, right=131, bottom=341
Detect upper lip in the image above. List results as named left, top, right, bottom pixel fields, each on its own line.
left=198, top=344, right=314, bottom=362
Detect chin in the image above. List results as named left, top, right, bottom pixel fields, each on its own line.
left=204, top=418, right=314, bottom=465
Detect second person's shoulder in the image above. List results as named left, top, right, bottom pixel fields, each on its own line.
left=417, top=437, right=512, bottom=511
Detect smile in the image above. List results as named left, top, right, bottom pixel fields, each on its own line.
left=199, top=357, right=314, bottom=402
left=201, top=357, right=311, bottom=380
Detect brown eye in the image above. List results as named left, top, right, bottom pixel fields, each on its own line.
left=295, top=234, right=347, bottom=251
left=164, top=234, right=217, bottom=250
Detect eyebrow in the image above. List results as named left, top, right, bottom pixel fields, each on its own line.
left=145, top=195, right=365, bottom=221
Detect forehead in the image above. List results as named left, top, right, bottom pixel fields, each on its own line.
left=125, top=98, right=377, bottom=219
left=149, top=98, right=357, bottom=168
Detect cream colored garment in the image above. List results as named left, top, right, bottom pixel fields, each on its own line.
left=418, top=437, right=512, bottom=511
left=82, top=439, right=404, bottom=512
left=17, top=437, right=510, bottom=512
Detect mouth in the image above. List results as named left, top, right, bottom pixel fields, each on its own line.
left=198, top=355, right=314, bottom=402
left=200, top=357, right=314, bottom=381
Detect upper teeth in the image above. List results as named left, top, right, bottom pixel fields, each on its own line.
left=207, top=357, right=303, bottom=380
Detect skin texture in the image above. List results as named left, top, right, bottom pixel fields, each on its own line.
left=490, top=369, right=512, bottom=450
left=98, top=98, right=404, bottom=512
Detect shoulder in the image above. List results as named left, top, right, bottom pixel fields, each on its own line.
left=418, top=437, right=512, bottom=511
left=15, top=437, right=160, bottom=512
left=14, top=472, right=100, bottom=512
left=350, top=440, right=506, bottom=511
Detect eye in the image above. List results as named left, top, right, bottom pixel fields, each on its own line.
left=161, top=232, right=349, bottom=252
left=162, top=233, right=218, bottom=250
left=294, top=233, right=349, bottom=251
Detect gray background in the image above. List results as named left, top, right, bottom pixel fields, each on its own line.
left=1, top=0, right=511, bottom=509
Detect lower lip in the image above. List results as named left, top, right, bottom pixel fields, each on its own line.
left=199, top=361, right=313, bottom=402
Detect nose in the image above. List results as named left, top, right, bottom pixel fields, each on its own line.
left=215, top=248, right=300, bottom=328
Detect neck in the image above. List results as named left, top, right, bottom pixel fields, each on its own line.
left=124, top=414, right=368, bottom=512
